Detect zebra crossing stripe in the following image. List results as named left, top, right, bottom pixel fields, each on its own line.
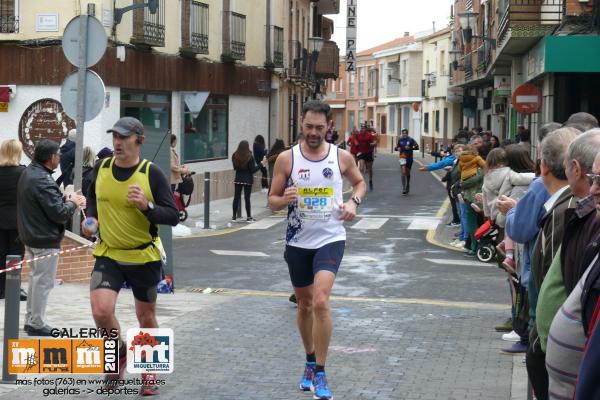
left=351, top=218, right=389, bottom=230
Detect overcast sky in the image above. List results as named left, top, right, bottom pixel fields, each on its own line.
left=327, top=0, right=454, bottom=53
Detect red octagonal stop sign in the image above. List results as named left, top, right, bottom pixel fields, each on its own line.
left=512, top=83, right=542, bottom=115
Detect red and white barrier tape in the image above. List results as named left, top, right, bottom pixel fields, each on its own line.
left=0, top=242, right=95, bottom=275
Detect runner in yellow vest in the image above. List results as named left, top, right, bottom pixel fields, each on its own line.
left=82, top=117, right=178, bottom=395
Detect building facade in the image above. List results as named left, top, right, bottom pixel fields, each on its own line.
left=325, top=34, right=420, bottom=150
left=420, top=27, right=462, bottom=151
left=450, top=0, right=600, bottom=144
left=0, top=0, right=340, bottom=202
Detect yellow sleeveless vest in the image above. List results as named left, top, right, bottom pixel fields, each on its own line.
left=92, top=157, right=162, bottom=264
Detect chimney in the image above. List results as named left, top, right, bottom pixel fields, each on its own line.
left=404, top=31, right=410, bottom=37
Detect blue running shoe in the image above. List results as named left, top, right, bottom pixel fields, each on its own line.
left=299, top=362, right=316, bottom=391
left=311, top=371, right=333, bottom=400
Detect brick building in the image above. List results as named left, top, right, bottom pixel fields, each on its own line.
left=450, top=0, right=600, bottom=144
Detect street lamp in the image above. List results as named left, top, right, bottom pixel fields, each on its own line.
left=457, top=10, right=496, bottom=48
left=307, top=37, right=324, bottom=98
left=449, top=50, right=463, bottom=71
left=308, top=36, right=324, bottom=55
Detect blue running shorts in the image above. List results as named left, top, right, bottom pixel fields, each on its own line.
left=284, top=240, right=345, bottom=288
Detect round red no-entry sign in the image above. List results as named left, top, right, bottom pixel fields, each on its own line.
left=512, top=83, right=542, bottom=114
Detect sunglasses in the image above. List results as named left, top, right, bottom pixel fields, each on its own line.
left=586, top=173, right=600, bottom=187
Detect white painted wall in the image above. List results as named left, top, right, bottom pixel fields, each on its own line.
left=183, top=95, right=269, bottom=173
left=0, top=84, right=119, bottom=166
left=0, top=87, right=269, bottom=178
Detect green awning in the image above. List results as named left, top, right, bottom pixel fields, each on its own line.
left=545, top=36, right=600, bottom=73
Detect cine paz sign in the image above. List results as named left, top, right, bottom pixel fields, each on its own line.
left=346, top=0, right=357, bottom=72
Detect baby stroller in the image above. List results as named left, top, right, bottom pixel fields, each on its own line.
left=173, top=172, right=195, bottom=222
left=473, top=220, right=500, bottom=263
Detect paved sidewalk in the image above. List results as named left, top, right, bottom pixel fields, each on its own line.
left=0, top=283, right=517, bottom=399
left=417, top=154, right=530, bottom=400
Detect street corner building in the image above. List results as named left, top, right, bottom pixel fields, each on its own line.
left=0, top=0, right=342, bottom=204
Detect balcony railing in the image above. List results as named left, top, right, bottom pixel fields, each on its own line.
left=464, top=53, right=473, bottom=81
left=222, top=11, right=246, bottom=61
left=0, top=0, right=17, bottom=33
left=181, top=1, right=209, bottom=55
left=315, top=40, right=339, bottom=79
left=273, top=26, right=284, bottom=68
left=498, top=0, right=564, bottom=45
left=131, top=0, right=165, bottom=47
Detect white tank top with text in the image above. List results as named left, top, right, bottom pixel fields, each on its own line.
left=286, top=144, right=346, bottom=249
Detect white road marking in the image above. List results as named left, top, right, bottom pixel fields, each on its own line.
left=407, top=217, right=441, bottom=230
left=240, top=218, right=284, bottom=230
left=425, top=258, right=491, bottom=267
left=210, top=250, right=269, bottom=257
left=351, top=217, right=389, bottom=230
left=356, top=214, right=438, bottom=219
left=343, top=255, right=379, bottom=263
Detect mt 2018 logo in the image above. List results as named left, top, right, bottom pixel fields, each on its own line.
left=127, top=328, right=174, bottom=373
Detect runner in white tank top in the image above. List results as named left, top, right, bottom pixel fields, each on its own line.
left=286, top=143, right=345, bottom=248
left=268, top=100, right=367, bottom=400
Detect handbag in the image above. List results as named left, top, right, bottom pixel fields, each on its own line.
left=178, top=175, right=195, bottom=195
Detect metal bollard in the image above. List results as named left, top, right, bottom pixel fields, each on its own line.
left=2, top=255, right=22, bottom=383
left=236, top=194, right=242, bottom=220
left=203, top=171, right=210, bottom=229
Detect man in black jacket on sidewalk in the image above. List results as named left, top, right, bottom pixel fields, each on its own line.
left=17, top=139, right=86, bottom=336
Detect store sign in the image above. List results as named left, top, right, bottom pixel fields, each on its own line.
left=346, top=0, right=357, bottom=71
left=527, top=39, right=545, bottom=81
left=494, top=76, right=511, bottom=97
left=0, top=103, right=7, bottom=112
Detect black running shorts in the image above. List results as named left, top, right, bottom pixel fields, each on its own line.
left=357, top=153, right=374, bottom=163
left=90, top=256, right=162, bottom=303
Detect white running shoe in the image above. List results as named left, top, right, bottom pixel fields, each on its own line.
left=452, top=240, right=466, bottom=248
left=502, top=330, right=520, bottom=342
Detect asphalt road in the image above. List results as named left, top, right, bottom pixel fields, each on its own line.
left=173, top=153, right=507, bottom=305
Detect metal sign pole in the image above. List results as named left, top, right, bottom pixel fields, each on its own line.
left=71, top=13, right=90, bottom=236
left=2, top=255, right=22, bottom=383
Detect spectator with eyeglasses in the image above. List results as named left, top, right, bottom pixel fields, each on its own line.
left=539, top=130, right=600, bottom=400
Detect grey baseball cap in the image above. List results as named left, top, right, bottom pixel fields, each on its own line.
left=107, top=117, right=144, bottom=136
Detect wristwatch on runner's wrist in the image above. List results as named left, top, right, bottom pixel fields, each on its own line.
left=146, top=201, right=155, bottom=212
left=351, top=195, right=362, bottom=207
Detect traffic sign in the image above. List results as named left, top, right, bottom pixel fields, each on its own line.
left=511, top=83, right=542, bottom=114
left=62, top=15, right=107, bottom=68
left=60, top=70, right=105, bottom=122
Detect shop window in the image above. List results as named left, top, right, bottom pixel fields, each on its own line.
left=182, top=95, right=228, bottom=162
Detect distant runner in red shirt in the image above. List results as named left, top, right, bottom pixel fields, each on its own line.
left=346, top=128, right=360, bottom=163
left=356, top=126, right=377, bottom=190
